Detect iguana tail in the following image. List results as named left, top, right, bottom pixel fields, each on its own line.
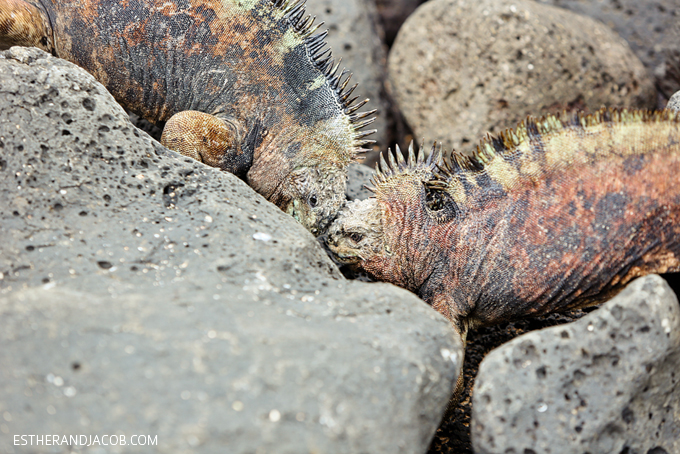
left=0, top=0, right=54, bottom=52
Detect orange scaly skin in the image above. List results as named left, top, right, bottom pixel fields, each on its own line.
left=0, top=0, right=376, bottom=234
left=327, top=108, right=680, bottom=340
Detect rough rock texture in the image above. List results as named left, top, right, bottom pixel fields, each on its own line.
left=0, top=47, right=463, bottom=453
left=536, top=0, right=680, bottom=100
left=668, top=90, right=680, bottom=113
left=388, top=0, right=657, bottom=154
left=472, top=275, right=680, bottom=454
left=346, top=162, right=375, bottom=201
left=665, top=23, right=680, bottom=102
left=427, top=310, right=587, bottom=454
left=306, top=0, right=390, bottom=155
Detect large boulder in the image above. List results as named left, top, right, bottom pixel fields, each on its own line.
left=346, top=162, right=375, bottom=201
left=472, top=275, right=680, bottom=454
left=536, top=0, right=680, bottom=100
left=388, top=0, right=657, bottom=154
left=0, top=47, right=463, bottom=453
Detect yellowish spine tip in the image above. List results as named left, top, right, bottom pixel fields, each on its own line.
left=395, top=144, right=406, bottom=168
left=387, top=148, right=398, bottom=170
left=379, top=152, right=389, bottom=175
left=407, top=141, right=416, bottom=167
left=417, top=141, right=426, bottom=164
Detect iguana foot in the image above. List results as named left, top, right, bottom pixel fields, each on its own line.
left=0, top=0, right=53, bottom=52
left=161, top=111, right=250, bottom=178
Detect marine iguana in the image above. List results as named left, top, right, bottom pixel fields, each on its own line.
left=0, top=0, right=376, bottom=234
left=326, top=108, right=680, bottom=341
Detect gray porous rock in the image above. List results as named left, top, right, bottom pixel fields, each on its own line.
left=0, top=47, right=463, bottom=454
left=667, top=90, right=680, bottom=113
left=471, top=275, right=680, bottom=454
left=388, top=0, right=657, bottom=154
left=305, top=0, right=389, bottom=153
left=346, top=162, right=375, bottom=201
left=536, top=0, right=680, bottom=100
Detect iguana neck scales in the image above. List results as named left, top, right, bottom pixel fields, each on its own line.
left=1, top=0, right=376, bottom=233
left=327, top=108, right=680, bottom=339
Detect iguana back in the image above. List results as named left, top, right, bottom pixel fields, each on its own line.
left=0, top=0, right=375, bottom=233
left=327, top=109, right=680, bottom=338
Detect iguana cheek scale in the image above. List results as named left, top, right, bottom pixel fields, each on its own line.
left=0, top=0, right=376, bottom=234
left=327, top=108, right=680, bottom=344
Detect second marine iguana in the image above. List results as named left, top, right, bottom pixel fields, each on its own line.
left=0, top=0, right=376, bottom=234
left=326, top=108, right=680, bottom=341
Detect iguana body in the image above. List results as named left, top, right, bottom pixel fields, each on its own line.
left=0, top=0, right=375, bottom=233
left=327, top=108, right=680, bottom=340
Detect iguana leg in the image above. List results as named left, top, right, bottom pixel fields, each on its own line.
left=161, top=111, right=251, bottom=178
left=0, top=0, right=54, bottom=52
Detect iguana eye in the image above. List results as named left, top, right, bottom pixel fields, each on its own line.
left=426, top=188, right=448, bottom=211
left=423, top=182, right=459, bottom=223
left=349, top=232, right=364, bottom=243
left=309, top=194, right=318, bottom=208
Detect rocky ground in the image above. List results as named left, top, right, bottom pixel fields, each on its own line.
left=2, top=0, right=680, bottom=452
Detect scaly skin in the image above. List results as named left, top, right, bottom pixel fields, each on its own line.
left=0, top=0, right=375, bottom=234
left=327, top=108, right=680, bottom=341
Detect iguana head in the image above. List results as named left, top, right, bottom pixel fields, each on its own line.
left=326, top=142, right=451, bottom=291
left=276, top=164, right=349, bottom=235
left=244, top=3, right=376, bottom=235
left=248, top=95, right=375, bottom=234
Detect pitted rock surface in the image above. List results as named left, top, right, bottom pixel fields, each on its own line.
left=388, top=0, right=656, bottom=154
left=536, top=0, right=680, bottom=100
left=0, top=47, right=463, bottom=454
left=668, top=90, right=680, bottom=113
left=472, top=275, right=680, bottom=454
left=346, top=162, right=375, bottom=201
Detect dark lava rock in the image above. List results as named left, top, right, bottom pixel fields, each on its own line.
left=472, top=275, right=680, bottom=454
left=0, top=47, right=463, bottom=453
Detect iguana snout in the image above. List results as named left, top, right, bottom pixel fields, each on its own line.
left=326, top=197, right=382, bottom=263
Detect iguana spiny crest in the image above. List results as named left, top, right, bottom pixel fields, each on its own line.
left=0, top=0, right=376, bottom=234
left=327, top=108, right=680, bottom=339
